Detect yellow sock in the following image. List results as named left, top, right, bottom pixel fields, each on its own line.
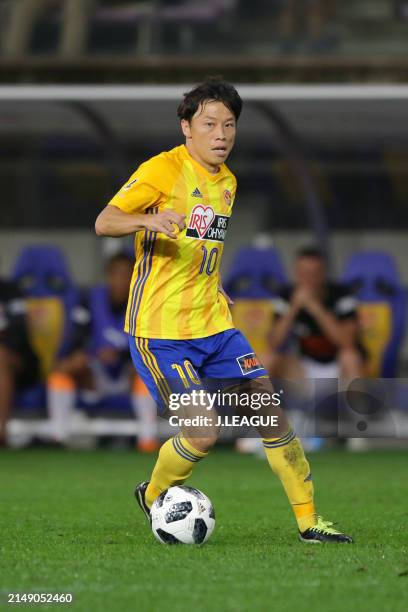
left=145, top=433, right=208, bottom=507
left=263, top=430, right=317, bottom=532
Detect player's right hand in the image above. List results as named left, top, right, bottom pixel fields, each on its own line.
left=145, top=210, right=186, bottom=239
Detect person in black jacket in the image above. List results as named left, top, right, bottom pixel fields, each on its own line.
left=270, top=246, right=364, bottom=383
left=0, top=277, right=40, bottom=446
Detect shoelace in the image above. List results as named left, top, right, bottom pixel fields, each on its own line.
left=311, top=516, right=340, bottom=535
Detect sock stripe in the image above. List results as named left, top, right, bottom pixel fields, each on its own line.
left=263, top=429, right=296, bottom=448
left=263, top=431, right=293, bottom=447
left=264, top=428, right=294, bottom=444
left=263, top=432, right=295, bottom=449
left=173, top=439, right=199, bottom=463
left=172, top=435, right=201, bottom=463
left=173, top=435, right=201, bottom=462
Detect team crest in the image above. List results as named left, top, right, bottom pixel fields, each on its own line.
left=223, top=189, right=232, bottom=206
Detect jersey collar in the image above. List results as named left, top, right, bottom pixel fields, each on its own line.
left=180, top=144, right=228, bottom=182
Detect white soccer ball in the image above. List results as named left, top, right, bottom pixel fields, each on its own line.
left=150, top=485, right=215, bottom=545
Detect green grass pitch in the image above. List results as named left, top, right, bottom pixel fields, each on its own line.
left=1, top=448, right=407, bottom=611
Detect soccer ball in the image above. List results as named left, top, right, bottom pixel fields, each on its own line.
left=150, top=485, right=215, bottom=545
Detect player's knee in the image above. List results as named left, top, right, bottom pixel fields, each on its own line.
left=187, top=432, right=218, bottom=453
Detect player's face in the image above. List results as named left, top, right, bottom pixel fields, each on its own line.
left=181, top=101, right=237, bottom=174
left=106, top=260, right=133, bottom=304
left=295, top=257, right=326, bottom=292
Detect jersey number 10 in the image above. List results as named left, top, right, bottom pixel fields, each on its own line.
left=199, top=246, right=219, bottom=276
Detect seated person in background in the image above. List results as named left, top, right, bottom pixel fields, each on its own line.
left=270, top=246, right=364, bottom=385
left=0, top=275, right=40, bottom=447
left=47, top=252, right=158, bottom=451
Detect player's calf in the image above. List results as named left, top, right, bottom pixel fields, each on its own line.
left=135, top=433, right=212, bottom=512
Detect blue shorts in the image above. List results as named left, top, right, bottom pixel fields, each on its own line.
left=129, top=329, right=267, bottom=414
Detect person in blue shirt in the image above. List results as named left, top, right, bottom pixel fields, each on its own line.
left=47, top=252, right=157, bottom=451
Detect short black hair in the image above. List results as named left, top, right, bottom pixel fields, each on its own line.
left=177, top=76, right=243, bottom=123
left=296, top=246, right=326, bottom=261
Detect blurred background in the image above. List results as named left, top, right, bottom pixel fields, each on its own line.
left=1, top=0, right=408, bottom=451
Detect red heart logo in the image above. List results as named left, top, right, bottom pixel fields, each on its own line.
left=189, top=205, right=215, bottom=238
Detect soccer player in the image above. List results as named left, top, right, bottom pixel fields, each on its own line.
left=95, top=77, right=352, bottom=543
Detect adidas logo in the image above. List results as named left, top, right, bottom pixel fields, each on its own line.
left=191, top=187, right=203, bottom=198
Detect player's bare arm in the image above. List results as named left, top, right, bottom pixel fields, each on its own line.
left=95, top=204, right=186, bottom=239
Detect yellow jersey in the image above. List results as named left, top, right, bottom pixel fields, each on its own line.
left=108, top=144, right=237, bottom=339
